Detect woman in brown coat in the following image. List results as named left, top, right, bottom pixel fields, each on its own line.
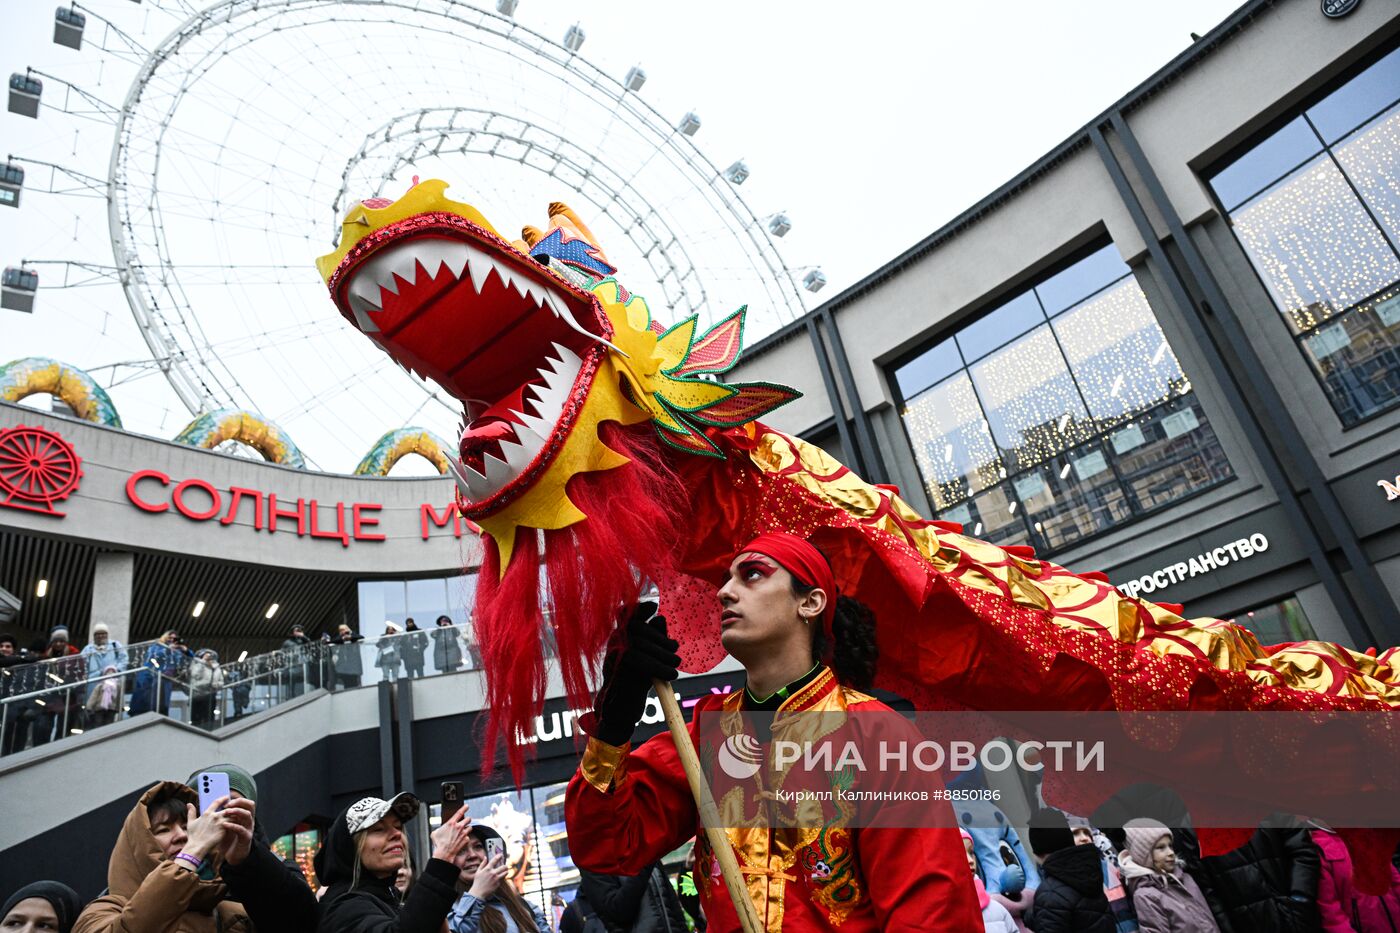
left=73, top=781, right=296, bottom=933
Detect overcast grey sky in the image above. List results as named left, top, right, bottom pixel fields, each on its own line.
left=1, top=0, right=1244, bottom=471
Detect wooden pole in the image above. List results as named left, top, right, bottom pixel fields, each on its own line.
left=653, top=677, right=764, bottom=933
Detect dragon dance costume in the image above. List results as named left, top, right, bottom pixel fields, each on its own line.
left=315, top=184, right=1400, bottom=897
left=566, top=664, right=982, bottom=932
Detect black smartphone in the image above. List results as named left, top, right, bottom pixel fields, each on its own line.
left=441, top=781, right=465, bottom=821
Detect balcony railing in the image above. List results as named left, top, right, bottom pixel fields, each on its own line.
left=0, top=624, right=479, bottom=757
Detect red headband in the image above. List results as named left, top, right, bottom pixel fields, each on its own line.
left=737, top=532, right=837, bottom=629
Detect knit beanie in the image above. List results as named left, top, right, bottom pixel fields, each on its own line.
left=186, top=763, right=258, bottom=802
left=92, top=622, right=110, bottom=635
left=1, top=882, right=83, bottom=933
left=49, top=625, right=70, bottom=642
left=1123, top=817, right=1172, bottom=868
left=1028, top=808, right=1075, bottom=857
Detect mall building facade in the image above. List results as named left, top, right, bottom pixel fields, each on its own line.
left=731, top=0, right=1400, bottom=652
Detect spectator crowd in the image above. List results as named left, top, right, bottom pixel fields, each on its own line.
left=2, top=766, right=709, bottom=933
left=0, top=618, right=478, bottom=756
left=6, top=759, right=1400, bottom=933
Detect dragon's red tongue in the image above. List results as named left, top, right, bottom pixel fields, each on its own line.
left=469, top=384, right=532, bottom=430
left=462, top=418, right=517, bottom=444
left=460, top=385, right=535, bottom=472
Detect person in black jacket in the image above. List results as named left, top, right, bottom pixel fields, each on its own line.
left=1189, top=819, right=1321, bottom=933
left=280, top=624, right=315, bottom=696
left=183, top=762, right=317, bottom=907
left=432, top=616, right=464, bottom=673
left=578, top=863, right=688, bottom=933
left=401, top=620, right=428, bottom=680
left=1026, top=808, right=1116, bottom=933
left=317, top=792, right=474, bottom=933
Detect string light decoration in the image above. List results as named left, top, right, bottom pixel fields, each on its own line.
left=970, top=325, right=1092, bottom=470
left=1221, top=95, right=1400, bottom=426
left=1232, top=155, right=1400, bottom=334
left=903, top=373, right=1002, bottom=510
left=896, top=257, right=1231, bottom=552
left=1052, top=278, right=1185, bottom=429
left=1333, top=105, right=1400, bottom=246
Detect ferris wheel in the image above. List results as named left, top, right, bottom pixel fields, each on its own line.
left=4, top=0, right=821, bottom=472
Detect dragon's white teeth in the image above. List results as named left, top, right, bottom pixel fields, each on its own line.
left=413, top=240, right=470, bottom=282
left=349, top=300, right=380, bottom=332
left=447, top=456, right=486, bottom=501
left=550, top=342, right=582, bottom=370
left=464, top=249, right=491, bottom=294
left=498, top=435, right=538, bottom=472
left=511, top=405, right=553, bottom=443
left=486, top=259, right=509, bottom=292
left=447, top=244, right=473, bottom=279
left=481, top=450, right=515, bottom=490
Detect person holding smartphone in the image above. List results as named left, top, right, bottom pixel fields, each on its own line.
left=317, top=793, right=474, bottom=933
left=72, top=780, right=295, bottom=933
left=447, top=824, right=547, bottom=933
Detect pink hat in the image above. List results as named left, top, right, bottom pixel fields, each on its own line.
left=959, top=828, right=973, bottom=843
left=1123, top=818, right=1172, bottom=867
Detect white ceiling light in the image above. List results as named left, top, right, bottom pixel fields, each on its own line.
left=265, top=603, right=280, bottom=619
left=192, top=600, right=205, bottom=618
left=35, top=578, right=48, bottom=598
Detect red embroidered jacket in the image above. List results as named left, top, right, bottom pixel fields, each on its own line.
left=564, top=667, right=982, bottom=931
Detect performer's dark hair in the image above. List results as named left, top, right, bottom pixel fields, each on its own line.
left=792, top=577, right=878, bottom=690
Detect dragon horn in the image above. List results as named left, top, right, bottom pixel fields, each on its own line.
left=547, top=202, right=611, bottom=266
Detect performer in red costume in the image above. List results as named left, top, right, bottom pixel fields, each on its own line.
left=565, top=532, right=982, bottom=932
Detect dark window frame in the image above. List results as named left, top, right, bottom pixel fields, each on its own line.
left=888, top=244, right=1234, bottom=558
left=1204, top=37, right=1400, bottom=430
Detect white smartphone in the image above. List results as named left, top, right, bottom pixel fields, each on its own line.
left=196, top=770, right=231, bottom=813
left=486, top=837, right=505, bottom=864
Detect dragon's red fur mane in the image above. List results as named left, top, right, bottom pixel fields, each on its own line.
left=474, top=422, right=685, bottom=777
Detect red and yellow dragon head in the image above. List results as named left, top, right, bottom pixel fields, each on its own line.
left=316, top=179, right=797, bottom=570
left=318, top=180, right=800, bottom=770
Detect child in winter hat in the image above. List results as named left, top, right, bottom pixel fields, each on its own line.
left=1120, top=819, right=1219, bottom=933
left=962, top=829, right=1018, bottom=933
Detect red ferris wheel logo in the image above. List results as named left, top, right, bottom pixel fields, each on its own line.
left=0, top=424, right=83, bottom=517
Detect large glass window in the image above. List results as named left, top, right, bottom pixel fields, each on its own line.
left=1209, top=45, right=1400, bottom=426
left=894, top=244, right=1233, bottom=554
left=1219, top=595, right=1317, bottom=645
left=357, top=574, right=476, bottom=630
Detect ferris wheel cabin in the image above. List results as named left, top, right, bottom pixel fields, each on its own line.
left=7, top=73, right=41, bottom=118
left=2, top=267, right=38, bottom=313
left=53, top=7, right=86, bottom=50
left=0, top=162, right=22, bottom=209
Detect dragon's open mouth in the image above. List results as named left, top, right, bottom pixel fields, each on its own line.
left=326, top=212, right=612, bottom=510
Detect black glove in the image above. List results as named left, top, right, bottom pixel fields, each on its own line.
left=592, top=603, right=680, bottom=747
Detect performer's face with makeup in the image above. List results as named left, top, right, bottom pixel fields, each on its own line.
left=718, top=553, right=812, bottom=661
